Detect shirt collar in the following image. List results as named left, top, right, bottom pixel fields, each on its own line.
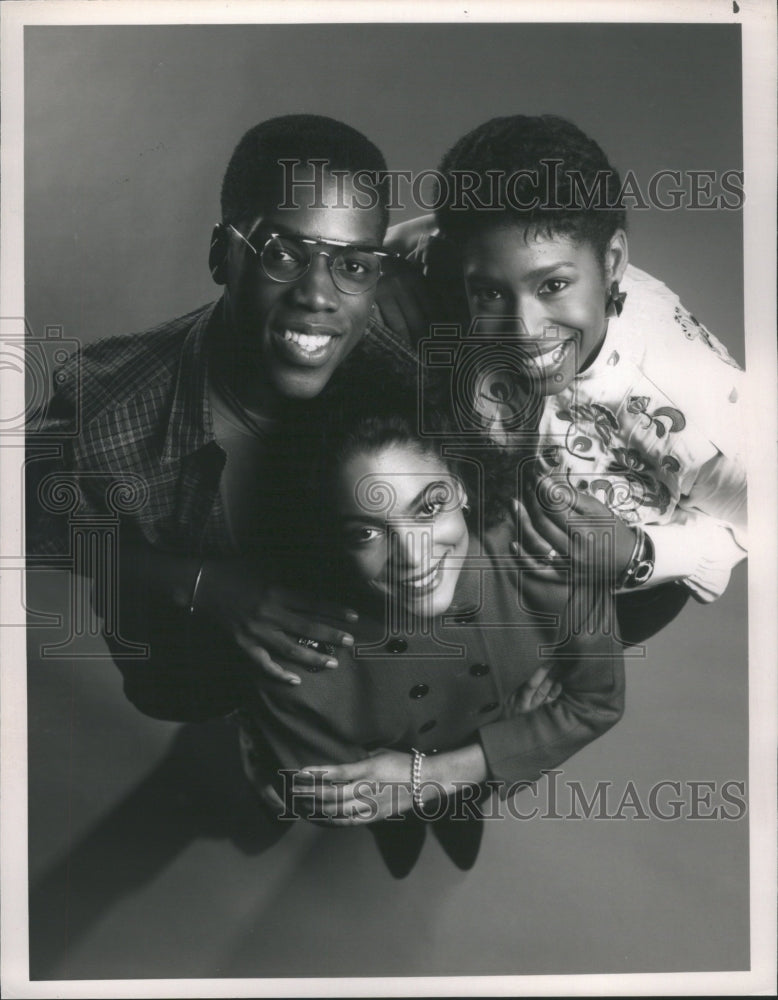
left=161, top=299, right=221, bottom=464
left=443, top=530, right=487, bottom=618
left=574, top=276, right=645, bottom=383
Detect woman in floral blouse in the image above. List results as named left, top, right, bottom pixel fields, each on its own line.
left=381, top=114, right=746, bottom=641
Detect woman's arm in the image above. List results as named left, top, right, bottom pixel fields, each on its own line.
left=642, top=449, right=747, bottom=603
left=110, top=540, right=359, bottom=721
left=287, top=640, right=623, bottom=824
left=634, top=298, right=747, bottom=602
left=477, top=644, right=625, bottom=798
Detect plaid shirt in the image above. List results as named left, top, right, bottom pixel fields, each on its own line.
left=27, top=298, right=416, bottom=560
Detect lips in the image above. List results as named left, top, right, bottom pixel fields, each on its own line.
left=283, top=329, right=333, bottom=353
left=270, top=324, right=342, bottom=366
left=397, top=553, right=449, bottom=598
left=522, top=339, right=575, bottom=376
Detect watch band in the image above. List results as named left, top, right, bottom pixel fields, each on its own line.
left=618, top=527, right=655, bottom=590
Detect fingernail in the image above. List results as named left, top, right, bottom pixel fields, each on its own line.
left=345, top=610, right=359, bottom=623
left=325, top=658, right=338, bottom=669
left=341, top=634, right=355, bottom=647
left=510, top=542, right=518, bottom=553
left=289, top=675, right=302, bottom=685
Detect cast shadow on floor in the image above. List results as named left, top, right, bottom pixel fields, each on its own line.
left=28, top=717, right=286, bottom=979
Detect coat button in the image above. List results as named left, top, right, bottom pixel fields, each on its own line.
left=469, top=662, right=490, bottom=677
left=386, top=638, right=408, bottom=653
left=479, top=701, right=499, bottom=714
left=419, top=719, right=437, bottom=733
left=409, top=683, right=430, bottom=699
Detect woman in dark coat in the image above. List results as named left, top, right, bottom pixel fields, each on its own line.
left=232, top=360, right=625, bottom=874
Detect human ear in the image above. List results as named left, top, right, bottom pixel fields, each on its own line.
left=605, top=229, right=629, bottom=284
left=209, top=223, right=229, bottom=285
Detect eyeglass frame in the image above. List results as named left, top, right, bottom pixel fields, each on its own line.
left=226, top=222, right=401, bottom=295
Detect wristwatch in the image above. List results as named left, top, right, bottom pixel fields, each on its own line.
left=619, top=527, right=655, bottom=589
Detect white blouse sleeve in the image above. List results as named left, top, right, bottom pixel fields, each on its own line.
left=643, top=448, right=747, bottom=602
left=621, top=274, right=748, bottom=602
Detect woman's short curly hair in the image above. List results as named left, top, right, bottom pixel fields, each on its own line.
left=435, top=114, right=626, bottom=262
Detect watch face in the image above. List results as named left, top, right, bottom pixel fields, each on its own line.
left=632, top=559, right=655, bottom=585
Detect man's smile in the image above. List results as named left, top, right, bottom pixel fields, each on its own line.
left=269, top=322, right=343, bottom=366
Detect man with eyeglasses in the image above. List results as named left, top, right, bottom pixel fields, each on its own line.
left=28, top=114, right=412, bottom=714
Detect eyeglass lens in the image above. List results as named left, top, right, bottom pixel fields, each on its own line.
left=260, top=234, right=382, bottom=293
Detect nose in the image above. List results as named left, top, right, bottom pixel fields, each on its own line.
left=473, top=297, right=548, bottom=343
left=513, top=295, right=550, bottom=342
left=289, top=252, right=339, bottom=311
left=390, top=523, right=432, bottom=574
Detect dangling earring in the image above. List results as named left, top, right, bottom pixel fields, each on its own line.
left=461, top=497, right=471, bottom=516
left=606, top=280, right=627, bottom=318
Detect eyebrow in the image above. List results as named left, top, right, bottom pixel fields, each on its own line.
left=340, top=513, right=386, bottom=529
left=468, top=261, right=578, bottom=282
left=340, top=483, right=447, bottom=526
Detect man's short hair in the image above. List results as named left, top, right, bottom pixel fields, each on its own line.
left=435, top=114, right=626, bottom=262
left=221, top=114, right=389, bottom=236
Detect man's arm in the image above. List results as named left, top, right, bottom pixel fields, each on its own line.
left=26, top=356, right=361, bottom=709
left=105, top=538, right=360, bottom=721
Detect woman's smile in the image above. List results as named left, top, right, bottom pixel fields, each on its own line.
left=400, top=553, right=447, bottom=591
left=462, top=226, right=627, bottom=395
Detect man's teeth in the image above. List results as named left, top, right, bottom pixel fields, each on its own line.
left=282, top=330, right=333, bottom=352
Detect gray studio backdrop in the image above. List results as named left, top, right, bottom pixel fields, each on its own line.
left=26, top=23, right=743, bottom=359
left=23, top=22, right=748, bottom=981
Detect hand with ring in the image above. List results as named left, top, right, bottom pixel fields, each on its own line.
left=193, top=559, right=358, bottom=685
left=511, top=475, right=637, bottom=586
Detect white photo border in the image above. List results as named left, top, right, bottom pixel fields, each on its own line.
left=1, top=1, right=776, bottom=997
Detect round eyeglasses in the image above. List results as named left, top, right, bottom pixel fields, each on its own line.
left=228, top=224, right=399, bottom=295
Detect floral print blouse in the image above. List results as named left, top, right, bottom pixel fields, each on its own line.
left=385, top=216, right=747, bottom=604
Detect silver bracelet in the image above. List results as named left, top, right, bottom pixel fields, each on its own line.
left=411, top=748, right=426, bottom=810
left=187, top=561, right=205, bottom=615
